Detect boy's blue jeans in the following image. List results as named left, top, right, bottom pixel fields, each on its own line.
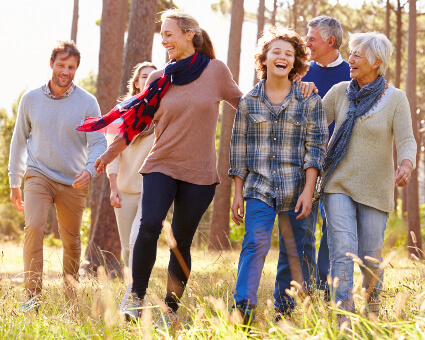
left=323, top=193, right=388, bottom=312
left=234, top=198, right=307, bottom=314
left=298, top=200, right=330, bottom=291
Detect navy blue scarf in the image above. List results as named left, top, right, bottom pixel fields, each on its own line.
left=77, top=51, right=210, bottom=144
left=318, top=76, right=386, bottom=194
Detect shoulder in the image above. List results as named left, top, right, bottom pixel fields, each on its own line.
left=331, top=81, right=350, bottom=93
left=206, top=59, right=231, bottom=76
left=146, top=69, right=165, bottom=84
left=21, top=87, right=43, bottom=102
left=209, top=59, right=227, bottom=69
left=74, top=86, right=98, bottom=102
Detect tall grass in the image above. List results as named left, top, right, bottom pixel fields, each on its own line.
left=1, top=243, right=425, bottom=339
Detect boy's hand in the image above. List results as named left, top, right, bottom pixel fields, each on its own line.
left=231, top=193, right=245, bottom=225
left=295, top=190, right=313, bottom=219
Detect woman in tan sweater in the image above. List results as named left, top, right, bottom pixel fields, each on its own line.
left=320, top=32, right=416, bottom=315
left=87, top=10, right=242, bottom=322
left=106, top=62, right=156, bottom=312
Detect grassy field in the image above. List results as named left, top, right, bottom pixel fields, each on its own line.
left=1, top=240, right=425, bottom=339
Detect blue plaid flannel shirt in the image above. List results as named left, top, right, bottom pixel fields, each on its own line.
left=228, top=79, right=328, bottom=213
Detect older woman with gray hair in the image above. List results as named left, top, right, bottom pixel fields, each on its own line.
left=319, top=32, right=417, bottom=314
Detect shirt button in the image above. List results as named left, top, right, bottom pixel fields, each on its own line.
left=274, top=138, right=276, bottom=141
left=273, top=155, right=275, bottom=158
left=273, top=171, right=276, bottom=174
left=275, top=188, right=278, bottom=190
left=275, top=121, right=278, bottom=123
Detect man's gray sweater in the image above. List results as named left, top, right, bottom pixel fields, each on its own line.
left=8, top=85, right=107, bottom=187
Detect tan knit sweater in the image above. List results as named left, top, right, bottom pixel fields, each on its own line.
left=101, top=59, right=242, bottom=185
left=322, top=82, right=417, bottom=213
left=106, top=133, right=155, bottom=194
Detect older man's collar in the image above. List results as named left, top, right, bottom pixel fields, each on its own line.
left=42, top=81, right=76, bottom=99
left=316, top=52, right=344, bottom=68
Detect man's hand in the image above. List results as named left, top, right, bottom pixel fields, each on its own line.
left=231, top=193, right=245, bottom=225
left=10, top=188, right=24, bottom=211
left=72, top=170, right=91, bottom=189
left=299, top=81, right=318, bottom=97
left=295, top=189, right=313, bottom=220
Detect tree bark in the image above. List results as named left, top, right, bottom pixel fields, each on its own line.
left=254, top=0, right=265, bottom=85
left=119, top=0, right=157, bottom=97
left=384, top=0, right=391, bottom=81
left=405, top=0, right=422, bottom=257
left=209, top=0, right=244, bottom=251
left=50, top=205, right=60, bottom=239
left=395, top=0, right=402, bottom=212
left=71, top=0, right=79, bottom=43
left=81, top=0, right=127, bottom=277
left=395, top=0, right=402, bottom=89
left=271, top=0, right=277, bottom=26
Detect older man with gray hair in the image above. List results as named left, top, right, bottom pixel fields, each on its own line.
left=278, top=16, right=351, bottom=299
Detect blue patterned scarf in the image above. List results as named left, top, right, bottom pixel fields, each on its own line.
left=318, top=76, right=386, bottom=194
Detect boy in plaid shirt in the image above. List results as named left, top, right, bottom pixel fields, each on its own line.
left=228, top=27, right=328, bottom=323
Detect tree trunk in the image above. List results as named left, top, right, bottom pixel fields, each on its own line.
left=395, top=0, right=402, bottom=89
left=71, top=0, right=79, bottom=43
left=81, top=0, right=127, bottom=277
left=253, top=0, right=265, bottom=85
left=405, top=0, right=422, bottom=257
left=293, top=0, right=298, bottom=31
left=209, top=0, right=244, bottom=251
left=395, top=0, right=402, bottom=212
left=271, top=0, right=277, bottom=26
left=384, top=0, right=391, bottom=81
left=119, top=0, right=157, bottom=97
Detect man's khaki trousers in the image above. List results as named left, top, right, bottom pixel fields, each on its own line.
left=23, top=170, right=88, bottom=295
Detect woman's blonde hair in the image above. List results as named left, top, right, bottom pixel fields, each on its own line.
left=254, top=27, right=309, bottom=80
left=126, top=61, right=157, bottom=144
left=160, top=9, right=216, bottom=59
left=126, top=61, right=157, bottom=98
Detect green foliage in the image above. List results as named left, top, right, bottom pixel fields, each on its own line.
left=80, top=207, right=91, bottom=246
left=78, top=71, right=97, bottom=96
left=0, top=203, right=24, bottom=240
left=0, top=92, right=23, bottom=204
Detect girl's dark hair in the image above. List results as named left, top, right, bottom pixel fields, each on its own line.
left=161, top=9, right=216, bottom=59
left=254, top=27, right=309, bottom=80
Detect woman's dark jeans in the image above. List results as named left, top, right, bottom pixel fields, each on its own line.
left=132, top=172, right=216, bottom=311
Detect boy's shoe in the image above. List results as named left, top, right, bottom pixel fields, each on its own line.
left=231, top=305, right=256, bottom=326
left=121, top=293, right=145, bottom=322
left=20, top=295, right=40, bottom=312
left=274, top=306, right=293, bottom=323
left=366, top=296, right=380, bottom=314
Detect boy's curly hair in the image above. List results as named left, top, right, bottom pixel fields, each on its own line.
left=254, top=27, right=309, bottom=80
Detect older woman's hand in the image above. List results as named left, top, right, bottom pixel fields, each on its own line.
left=394, top=159, right=414, bottom=187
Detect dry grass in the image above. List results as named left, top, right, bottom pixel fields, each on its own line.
left=1, top=241, right=425, bottom=339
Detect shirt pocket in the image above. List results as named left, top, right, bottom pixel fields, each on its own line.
left=283, top=112, right=308, bottom=146
left=247, top=113, right=270, bottom=154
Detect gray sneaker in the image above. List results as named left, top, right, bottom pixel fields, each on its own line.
left=20, top=295, right=40, bottom=312
left=121, top=293, right=145, bottom=322
left=158, top=308, right=179, bottom=329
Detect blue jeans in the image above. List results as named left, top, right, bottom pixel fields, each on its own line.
left=132, top=172, right=216, bottom=311
left=234, top=199, right=307, bottom=313
left=323, top=193, right=388, bottom=312
left=299, top=200, right=330, bottom=290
